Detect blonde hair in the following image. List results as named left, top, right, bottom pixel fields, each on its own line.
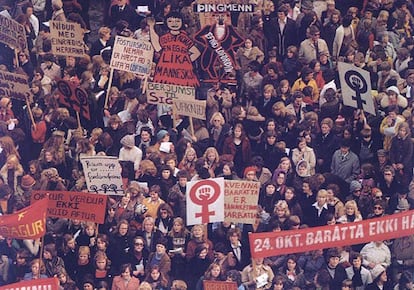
left=317, top=189, right=328, bottom=198
left=209, top=112, right=225, bottom=126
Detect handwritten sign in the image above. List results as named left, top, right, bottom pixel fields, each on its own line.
left=110, top=35, right=153, bottom=75
left=0, top=15, right=27, bottom=51
left=186, top=178, right=224, bottom=226
left=249, top=209, right=414, bottom=258
left=203, top=281, right=237, bottom=290
left=338, top=62, right=375, bottom=115
left=0, top=70, right=30, bottom=100
left=224, top=180, right=260, bottom=224
left=56, top=80, right=90, bottom=120
left=31, top=190, right=107, bottom=224
left=50, top=21, right=85, bottom=57
left=80, top=156, right=124, bottom=195
left=173, top=98, right=206, bottom=120
left=146, top=82, right=195, bottom=105
left=0, top=278, right=60, bottom=290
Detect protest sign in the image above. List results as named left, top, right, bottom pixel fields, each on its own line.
left=50, top=21, right=85, bottom=57
left=0, top=15, right=27, bottom=51
left=224, top=180, right=260, bottom=224
left=56, top=79, right=90, bottom=120
left=249, top=209, right=414, bottom=258
left=0, top=277, right=59, bottom=290
left=338, top=62, right=376, bottom=115
left=80, top=156, right=124, bottom=195
left=203, top=281, right=238, bottom=290
left=0, top=199, right=47, bottom=239
left=146, top=82, right=195, bottom=105
left=173, top=98, right=206, bottom=120
left=0, top=70, right=30, bottom=100
left=194, top=1, right=244, bottom=82
left=186, top=178, right=224, bottom=226
left=31, top=190, right=107, bottom=224
left=110, top=35, right=153, bottom=76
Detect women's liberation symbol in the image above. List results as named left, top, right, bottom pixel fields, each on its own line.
left=189, top=179, right=221, bottom=223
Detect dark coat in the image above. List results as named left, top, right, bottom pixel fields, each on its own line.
left=266, top=17, right=298, bottom=57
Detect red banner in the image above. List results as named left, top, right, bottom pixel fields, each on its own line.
left=203, top=281, right=237, bottom=290
left=0, top=199, right=47, bottom=239
left=249, top=209, right=414, bottom=258
left=31, top=190, right=107, bottom=224
left=0, top=277, right=59, bottom=290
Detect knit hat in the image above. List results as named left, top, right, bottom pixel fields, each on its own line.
left=0, top=97, right=10, bottom=108
left=350, top=180, right=362, bottom=192
left=397, top=199, right=410, bottom=210
left=371, top=265, right=386, bottom=280
left=387, top=86, right=400, bottom=95
left=377, top=149, right=387, bottom=157
left=157, top=130, right=169, bottom=141
left=120, top=134, right=135, bottom=148
left=21, top=175, right=36, bottom=189
left=301, top=0, right=313, bottom=10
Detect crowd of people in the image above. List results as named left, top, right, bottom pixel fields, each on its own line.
left=1, top=0, right=414, bottom=289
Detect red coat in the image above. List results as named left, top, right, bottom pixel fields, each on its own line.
left=111, top=276, right=140, bottom=290
left=222, top=136, right=252, bottom=164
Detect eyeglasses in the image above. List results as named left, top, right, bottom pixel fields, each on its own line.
left=134, top=242, right=144, bottom=246
left=375, top=195, right=383, bottom=199
left=384, top=173, right=393, bottom=176
left=374, top=206, right=383, bottom=210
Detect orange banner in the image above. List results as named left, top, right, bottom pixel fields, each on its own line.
left=0, top=199, right=47, bottom=239
left=31, top=190, right=107, bottom=224
left=0, top=277, right=59, bottom=290
left=249, top=209, right=414, bottom=258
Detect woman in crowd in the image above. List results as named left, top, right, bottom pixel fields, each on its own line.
left=23, top=259, right=48, bottom=280
left=111, top=263, right=140, bottom=290
left=195, top=263, right=223, bottom=290
left=167, top=217, right=191, bottom=281
left=223, top=123, right=252, bottom=177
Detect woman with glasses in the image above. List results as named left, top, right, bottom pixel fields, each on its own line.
left=128, top=236, right=148, bottom=282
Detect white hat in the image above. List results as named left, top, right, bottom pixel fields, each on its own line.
left=371, top=265, right=386, bottom=280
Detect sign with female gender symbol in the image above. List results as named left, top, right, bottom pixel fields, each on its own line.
left=338, top=62, right=376, bottom=115
left=186, top=178, right=224, bottom=226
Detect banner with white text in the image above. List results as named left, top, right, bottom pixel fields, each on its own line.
left=249, top=209, right=414, bottom=258
left=0, top=277, right=59, bottom=290
left=31, top=190, right=107, bottom=224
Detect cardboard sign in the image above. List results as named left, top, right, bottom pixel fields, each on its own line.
left=50, top=21, right=85, bottom=57
left=56, top=79, right=90, bottom=120
left=194, top=0, right=244, bottom=81
left=110, top=35, right=153, bottom=75
left=0, top=70, right=30, bottom=100
left=173, top=98, right=206, bottom=120
left=224, top=180, right=260, bottom=224
left=249, top=209, right=414, bottom=258
left=203, top=281, right=238, bottom=290
left=80, top=156, right=124, bottom=195
left=0, top=278, right=59, bottom=290
left=146, top=82, right=195, bottom=105
left=0, top=199, right=47, bottom=239
left=0, top=15, right=27, bottom=51
left=186, top=178, right=224, bottom=226
left=31, top=190, right=107, bottom=224
left=338, top=62, right=376, bottom=115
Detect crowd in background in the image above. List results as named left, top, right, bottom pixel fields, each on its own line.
left=1, top=0, right=414, bottom=289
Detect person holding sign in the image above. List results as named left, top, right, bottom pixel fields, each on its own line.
left=147, top=12, right=201, bottom=87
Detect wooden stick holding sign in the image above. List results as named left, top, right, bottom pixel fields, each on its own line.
left=104, top=68, right=114, bottom=109
left=76, top=111, right=81, bottom=129
left=25, top=96, right=36, bottom=130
